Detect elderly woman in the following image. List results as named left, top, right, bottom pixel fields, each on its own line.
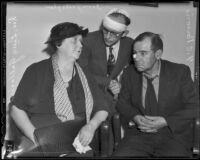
left=10, top=22, right=109, bottom=157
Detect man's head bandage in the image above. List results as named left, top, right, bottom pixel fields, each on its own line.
left=106, top=8, right=130, bottom=19
left=103, top=16, right=128, bottom=32
left=103, top=8, right=130, bottom=33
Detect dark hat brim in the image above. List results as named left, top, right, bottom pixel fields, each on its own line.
left=77, top=28, right=89, bottom=37
left=45, top=28, right=89, bottom=44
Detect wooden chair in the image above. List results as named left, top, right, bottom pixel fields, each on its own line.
left=112, top=112, right=200, bottom=157
left=2, top=97, right=110, bottom=158
left=193, top=117, right=200, bottom=157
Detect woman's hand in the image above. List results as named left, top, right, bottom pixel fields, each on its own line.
left=78, top=110, right=108, bottom=147
left=78, top=122, right=96, bottom=147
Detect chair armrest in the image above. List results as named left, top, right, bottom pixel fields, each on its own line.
left=112, top=112, right=121, bottom=150
left=2, top=97, right=16, bottom=159
left=2, top=140, right=15, bottom=159
left=193, top=117, right=200, bottom=156
left=99, top=120, right=110, bottom=157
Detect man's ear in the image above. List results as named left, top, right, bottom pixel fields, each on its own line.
left=121, top=30, right=129, bottom=37
left=155, top=49, right=163, bottom=60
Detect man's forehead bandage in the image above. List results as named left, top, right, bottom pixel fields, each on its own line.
left=103, top=16, right=128, bottom=33
left=103, top=8, right=130, bottom=33
left=106, top=8, right=130, bottom=19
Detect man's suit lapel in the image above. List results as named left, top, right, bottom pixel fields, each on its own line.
left=95, top=33, right=107, bottom=74
left=158, top=60, right=173, bottom=106
left=136, top=73, right=145, bottom=115
left=131, top=69, right=145, bottom=115
left=110, top=39, right=129, bottom=79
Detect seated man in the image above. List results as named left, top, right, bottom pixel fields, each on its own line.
left=113, top=32, right=199, bottom=157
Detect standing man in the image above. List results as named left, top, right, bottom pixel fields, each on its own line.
left=78, top=8, right=133, bottom=113
left=113, top=32, right=199, bottom=157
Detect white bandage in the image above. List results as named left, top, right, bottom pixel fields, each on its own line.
left=103, top=16, right=127, bottom=32
left=106, top=8, right=130, bottom=19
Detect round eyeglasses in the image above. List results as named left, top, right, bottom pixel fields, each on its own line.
left=102, top=27, right=124, bottom=38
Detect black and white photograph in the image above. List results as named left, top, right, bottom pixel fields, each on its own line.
left=2, top=1, right=199, bottom=159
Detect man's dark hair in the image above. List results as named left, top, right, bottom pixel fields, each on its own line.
left=134, top=32, right=163, bottom=52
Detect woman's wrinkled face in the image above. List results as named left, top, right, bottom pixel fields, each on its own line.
left=58, top=35, right=83, bottom=60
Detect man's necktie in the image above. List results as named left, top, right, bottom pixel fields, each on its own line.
left=107, top=47, right=115, bottom=75
left=145, top=77, right=158, bottom=116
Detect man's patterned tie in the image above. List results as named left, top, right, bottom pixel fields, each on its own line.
left=107, top=47, right=115, bottom=75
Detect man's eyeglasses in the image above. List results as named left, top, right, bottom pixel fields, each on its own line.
left=102, top=27, right=124, bottom=38
left=133, top=50, right=153, bottom=57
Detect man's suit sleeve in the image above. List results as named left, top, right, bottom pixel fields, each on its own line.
left=164, top=66, right=199, bottom=133
left=78, top=38, right=91, bottom=69
left=78, top=36, right=111, bottom=88
left=116, top=68, right=141, bottom=123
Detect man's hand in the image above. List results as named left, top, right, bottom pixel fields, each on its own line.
left=133, top=115, right=158, bottom=133
left=78, top=123, right=96, bottom=147
left=144, top=115, right=168, bottom=130
left=108, top=80, right=121, bottom=95
left=133, top=115, right=168, bottom=133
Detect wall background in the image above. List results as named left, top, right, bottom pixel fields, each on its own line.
left=6, top=2, right=197, bottom=105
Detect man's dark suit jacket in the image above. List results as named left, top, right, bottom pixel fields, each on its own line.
left=116, top=59, right=199, bottom=150
left=78, top=31, right=133, bottom=112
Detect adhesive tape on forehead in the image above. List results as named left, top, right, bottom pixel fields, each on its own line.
left=103, top=16, right=127, bottom=33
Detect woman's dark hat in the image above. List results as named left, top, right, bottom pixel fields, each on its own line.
left=45, top=22, right=89, bottom=44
